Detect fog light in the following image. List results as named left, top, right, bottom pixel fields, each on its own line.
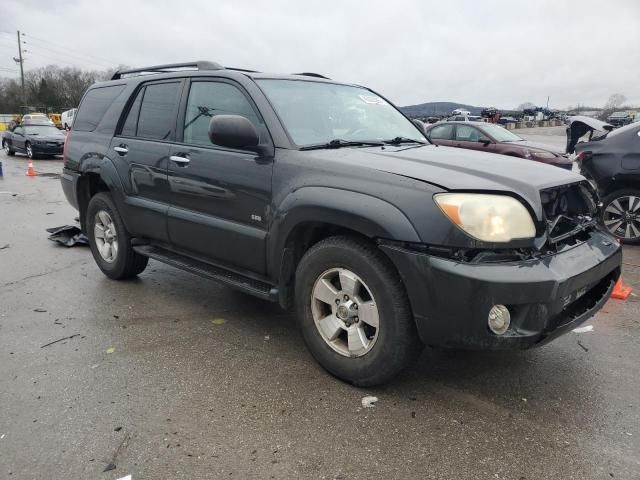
left=488, top=305, right=511, bottom=335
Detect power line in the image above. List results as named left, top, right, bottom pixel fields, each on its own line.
left=24, top=33, right=121, bottom=66
left=25, top=43, right=113, bottom=68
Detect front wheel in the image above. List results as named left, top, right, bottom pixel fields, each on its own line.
left=295, top=236, right=422, bottom=386
left=86, top=192, right=149, bottom=279
left=3, top=140, right=15, bottom=156
left=601, top=189, right=640, bottom=245
left=25, top=142, right=34, bottom=159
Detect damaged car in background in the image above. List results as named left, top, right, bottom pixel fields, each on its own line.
left=61, top=62, right=622, bottom=386
left=568, top=117, right=640, bottom=244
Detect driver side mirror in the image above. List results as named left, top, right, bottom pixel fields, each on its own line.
left=478, top=136, right=491, bottom=145
left=208, top=114, right=270, bottom=157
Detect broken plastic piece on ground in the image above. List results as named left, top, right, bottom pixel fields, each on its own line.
left=0, top=244, right=9, bottom=250
left=46, top=225, right=89, bottom=247
left=361, top=396, right=378, bottom=408
left=211, top=318, right=226, bottom=325
left=116, top=475, right=132, bottom=480
left=106, top=347, right=115, bottom=354
left=611, top=277, right=632, bottom=300
left=103, top=463, right=116, bottom=472
left=573, top=325, right=593, bottom=333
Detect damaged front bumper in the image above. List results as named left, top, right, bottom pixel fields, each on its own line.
left=380, top=229, right=622, bottom=349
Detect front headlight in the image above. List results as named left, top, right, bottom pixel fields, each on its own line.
left=434, top=193, right=536, bottom=242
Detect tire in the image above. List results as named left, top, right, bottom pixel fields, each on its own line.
left=295, top=236, right=423, bottom=386
left=86, top=192, right=149, bottom=279
left=2, top=140, right=15, bottom=156
left=25, top=141, right=35, bottom=159
left=600, top=189, right=640, bottom=245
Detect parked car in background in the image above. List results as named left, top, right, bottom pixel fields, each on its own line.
left=425, top=121, right=573, bottom=169
left=61, top=108, right=77, bottom=129
left=2, top=123, right=65, bottom=158
left=573, top=121, right=640, bottom=244
left=59, top=61, right=621, bottom=386
left=607, top=111, right=632, bottom=127
left=22, top=113, right=55, bottom=126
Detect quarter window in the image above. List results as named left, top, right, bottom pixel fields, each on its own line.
left=74, top=85, right=125, bottom=132
left=429, top=124, right=454, bottom=140
left=183, top=81, right=262, bottom=147
left=136, top=82, right=182, bottom=140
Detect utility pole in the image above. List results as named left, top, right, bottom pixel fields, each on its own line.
left=546, top=95, right=550, bottom=110
left=16, top=30, right=25, bottom=106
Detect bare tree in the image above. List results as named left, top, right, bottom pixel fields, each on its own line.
left=517, top=102, right=536, bottom=111
left=604, top=93, right=627, bottom=110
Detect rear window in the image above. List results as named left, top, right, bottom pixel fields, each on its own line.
left=136, top=82, right=182, bottom=140
left=74, top=85, right=125, bottom=132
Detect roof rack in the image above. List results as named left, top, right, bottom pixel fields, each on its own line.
left=292, top=72, right=331, bottom=79
left=111, top=61, right=224, bottom=80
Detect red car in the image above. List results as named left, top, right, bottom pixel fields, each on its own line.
left=425, top=121, right=572, bottom=169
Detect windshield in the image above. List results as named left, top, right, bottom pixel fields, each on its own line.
left=256, top=79, right=426, bottom=147
left=479, top=123, right=523, bottom=142
left=23, top=125, right=63, bottom=136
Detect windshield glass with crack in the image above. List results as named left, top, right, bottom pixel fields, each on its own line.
left=257, top=79, right=426, bottom=147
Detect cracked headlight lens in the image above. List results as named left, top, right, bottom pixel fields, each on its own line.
left=434, top=193, right=536, bottom=242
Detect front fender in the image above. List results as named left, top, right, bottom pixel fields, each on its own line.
left=267, top=186, right=420, bottom=279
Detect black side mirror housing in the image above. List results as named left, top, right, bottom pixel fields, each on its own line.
left=208, top=114, right=270, bottom=156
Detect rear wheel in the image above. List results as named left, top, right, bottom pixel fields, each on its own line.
left=86, top=192, right=149, bottom=279
left=601, top=189, right=640, bottom=245
left=3, top=140, right=15, bottom=156
left=295, top=236, right=422, bottom=386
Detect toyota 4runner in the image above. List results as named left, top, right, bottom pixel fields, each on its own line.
left=61, top=61, right=622, bottom=386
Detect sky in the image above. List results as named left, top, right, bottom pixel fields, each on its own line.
left=1, top=0, right=639, bottom=109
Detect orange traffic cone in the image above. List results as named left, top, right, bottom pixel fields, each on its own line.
left=25, top=159, right=37, bottom=177
left=611, top=277, right=632, bottom=300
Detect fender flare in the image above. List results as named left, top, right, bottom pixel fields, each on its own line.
left=267, top=186, right=421, bottom=279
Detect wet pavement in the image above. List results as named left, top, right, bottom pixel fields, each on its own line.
left=0, top=146, right=639, bottom=480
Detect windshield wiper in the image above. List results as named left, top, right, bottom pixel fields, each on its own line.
left=383, top=137, right=428, bottom=145
left=300, top=139, right=384, bottom=151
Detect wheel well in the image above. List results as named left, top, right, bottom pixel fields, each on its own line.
left=277, top=222, right=376, bottom=309
left=77, top=173, right=109, bottom=230
left=601, top=179, right=640, bottom=198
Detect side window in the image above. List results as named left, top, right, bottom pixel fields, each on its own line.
left=429, top=124, right=454, bottom=140
left=120, top=87, right=144, bottom=137
left=183, top=81, right=262, bottom=147
left=74, top=85, right=125, bottom=132
left=456, top=125, right=480, bottom=141
left=136, top=82, right=182, bottom=140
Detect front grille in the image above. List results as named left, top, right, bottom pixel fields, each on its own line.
left=540, top=181, right=599, bottom=248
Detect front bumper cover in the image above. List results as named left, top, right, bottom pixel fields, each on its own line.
left=381, top=229, right=622, bottom=349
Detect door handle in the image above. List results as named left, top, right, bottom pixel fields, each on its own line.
left=170, top=155, right=190, bottom=165
left=114, top=145, right=128, bottom=155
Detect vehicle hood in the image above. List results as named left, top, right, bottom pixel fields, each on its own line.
left=313, top=144, right=584, bottom=219
left=27, top=134, right=65, bottom=141
left=509, top=140, right=566, bottom=157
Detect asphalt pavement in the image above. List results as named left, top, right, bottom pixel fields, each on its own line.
left=0, top=134, right=639, bottom=479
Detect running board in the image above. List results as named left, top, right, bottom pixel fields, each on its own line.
left=133, top=245, right=278, bottom=301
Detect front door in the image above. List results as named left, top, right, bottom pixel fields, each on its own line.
left=12, top=126, right=26, bottom=152
left=453, top=124, right=495, bottom=153
left=109, top=79, right=183, bottom=243
left=166, top=79, right=273, bottom=275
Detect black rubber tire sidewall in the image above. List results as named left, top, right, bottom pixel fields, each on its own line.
left=86, top=192, right=148, bottom=279
left=600, top=189, right=640, bottom=245
left=295, top=236, right=422, bottom=387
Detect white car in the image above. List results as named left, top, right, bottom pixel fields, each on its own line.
left=22, top=113, right=54, bottom=125
left=61, top=108, right=77, bottom=129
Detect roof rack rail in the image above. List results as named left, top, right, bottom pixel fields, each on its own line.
left=111, top=61, right=224, bottom=80
left=292, top=72, right=331, bottom=79
left=225, top=67, right=260, bottom=73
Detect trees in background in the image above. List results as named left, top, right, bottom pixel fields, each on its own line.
left=0, top=65, right=118, bottom=113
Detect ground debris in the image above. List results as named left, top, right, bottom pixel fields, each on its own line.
left=103, top=463, right=116, bottom=472
left=577, top=341, right=589, bottom=352
left=34, top=308, right=47, bottom=313
left=40, top=334, right=79, bottom=348
left=0, top=244, right=9, bottom=250
left=361, top=396, right=378, bottom=408
left=46, top=225, right=89, bottom=247
left=573, top=325, right=593, bottom=333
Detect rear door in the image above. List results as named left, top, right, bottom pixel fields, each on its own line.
left=426, top=124, right=455, bottom=146
left=166, top=78, right=273, bottom=275
left=109, top=79, right=184, bottom=242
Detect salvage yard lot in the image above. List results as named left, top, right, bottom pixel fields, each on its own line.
left=0, top=131, right=639, bottom=479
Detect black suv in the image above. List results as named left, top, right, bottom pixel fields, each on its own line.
left=61, top=61, right=622, bottom=386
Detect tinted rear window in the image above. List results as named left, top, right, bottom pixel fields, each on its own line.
left=136, top=82, right=181, bottom=140
left=74, top=85, right=125, bottom=132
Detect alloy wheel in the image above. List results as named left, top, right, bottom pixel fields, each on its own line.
left=3, top=141, right=9, bottom=155
left=94, top=210, right=119, bottom=263
left=310, top=268, right=380, bottom=357
left=603, top=195, right=640, bottom=241
left=26, top=144, right=33, bottom=159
